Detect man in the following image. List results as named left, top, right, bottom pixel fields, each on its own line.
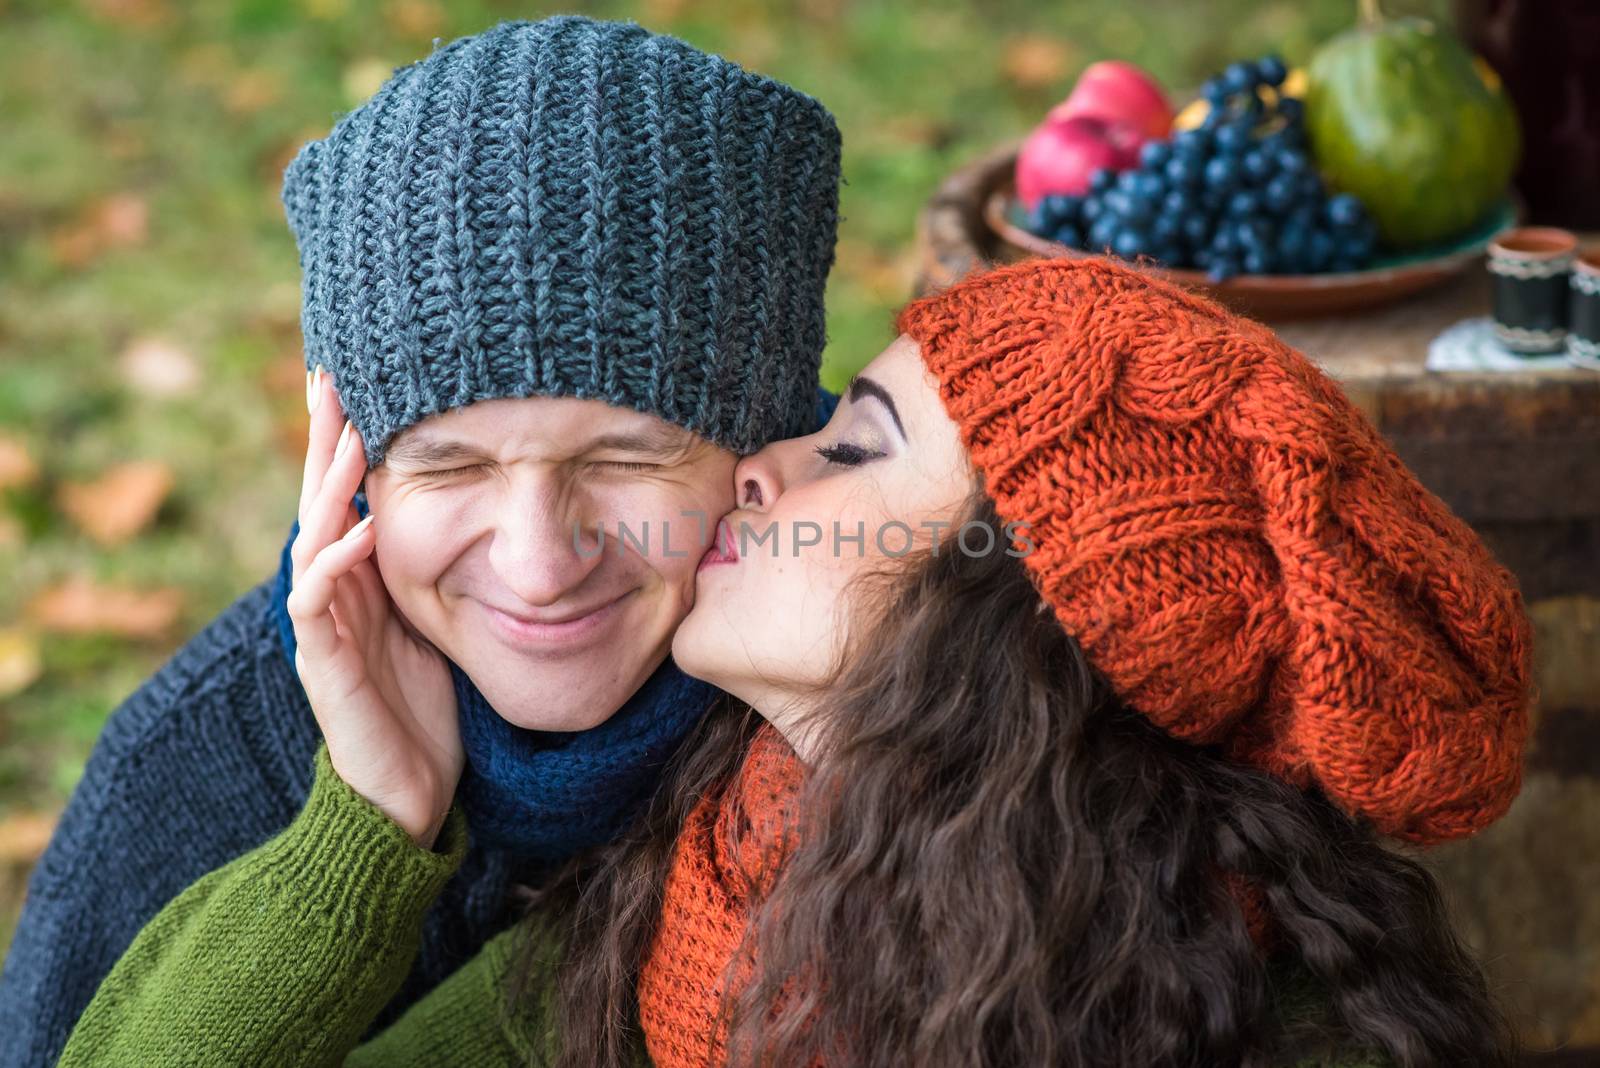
left=0, top=17, right=841, bottom=1066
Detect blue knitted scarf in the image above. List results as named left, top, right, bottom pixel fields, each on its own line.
left=268, top=500, right=716, bottom=862
left=267, top=388, right=837, bottom=863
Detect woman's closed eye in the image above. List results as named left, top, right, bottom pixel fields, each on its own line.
left=814, top=441, right=886, bottom=467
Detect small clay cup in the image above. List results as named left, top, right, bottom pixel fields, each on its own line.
left=1569, top=248, right=1600, bottom=369
left=1487, top=226, right=1577, bottom=354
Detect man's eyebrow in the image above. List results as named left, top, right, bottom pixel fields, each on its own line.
left=383, top=426, right=696, bottom=467
left=845, top=374, right=906, bottom=441
left=382, top=438, right=483, bottom=467
left=582, top=426, right=697, bottom=458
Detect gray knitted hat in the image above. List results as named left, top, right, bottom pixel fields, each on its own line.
left=281, top=16, right=841, bottom=465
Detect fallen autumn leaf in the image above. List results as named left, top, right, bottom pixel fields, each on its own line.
left=56, top=459, right=175, bottom=546
left=27, top=576, right=184, bottom=639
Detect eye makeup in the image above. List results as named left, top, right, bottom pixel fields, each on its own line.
left=814, top=441, right=885, bottom=466
left=845, top=374, right=906, bottom=442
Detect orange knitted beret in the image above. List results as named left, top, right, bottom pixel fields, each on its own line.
left=895, top=256, right=1532, bottom=845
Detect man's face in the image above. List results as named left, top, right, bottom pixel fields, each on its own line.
left=362, top=395, right=736, bottom=731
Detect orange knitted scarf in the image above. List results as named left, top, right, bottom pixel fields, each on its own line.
left=636, top=721, right=809, bottom=1068
left=632, top=720, right=1279, bottom=1068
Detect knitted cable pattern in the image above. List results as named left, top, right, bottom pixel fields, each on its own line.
left=280, top=16, right=842, bottom=464
left=896, top=256, right=1532, bottom=845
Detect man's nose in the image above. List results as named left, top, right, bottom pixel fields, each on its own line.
left=486, top=484, right=604, bottom=607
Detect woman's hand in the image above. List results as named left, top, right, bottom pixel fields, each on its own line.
left=286, top=367, right=463, bottom=849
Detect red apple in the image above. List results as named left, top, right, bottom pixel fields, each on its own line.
left=1015, top=114, right=1142, bottom=210
left=1049, top=60, right=1174, bottom=141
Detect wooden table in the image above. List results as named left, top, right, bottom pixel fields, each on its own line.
left=915, top=141, right=1600, bottom=1061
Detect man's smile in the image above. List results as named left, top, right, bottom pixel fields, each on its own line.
left=477, top=588, right=636, bottom=650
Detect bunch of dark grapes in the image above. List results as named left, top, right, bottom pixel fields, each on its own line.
left=1027, top=55, right=1380, bottom=281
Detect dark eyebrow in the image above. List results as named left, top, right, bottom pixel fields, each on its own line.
left=846, top=374, right=907, bottom=442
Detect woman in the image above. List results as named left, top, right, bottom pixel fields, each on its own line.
left=59, top=257, right=1530, bottom=1067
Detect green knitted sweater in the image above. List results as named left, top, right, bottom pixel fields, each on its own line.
left=56, top=741, right=1392, bottom=1067
left=57, top=741, right=553, bottom=1066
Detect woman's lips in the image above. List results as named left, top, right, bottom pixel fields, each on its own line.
left=696, top=518, right=740, bottom=571
left=480, top=591, right=631, bottom=649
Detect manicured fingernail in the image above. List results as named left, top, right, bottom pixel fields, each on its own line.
left=309, top=366, right=323, bottom=414
left=335, top=419, right=352, bottom=458
left=342, top=514, right=375, bottom=540
left=305, top=370, right=313, bottom=414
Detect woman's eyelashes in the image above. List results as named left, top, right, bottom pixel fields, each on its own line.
left=814, top=441, right=886, bottom=467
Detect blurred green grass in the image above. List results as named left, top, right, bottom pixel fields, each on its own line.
left=0, top=0, right=1453, bottom=949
